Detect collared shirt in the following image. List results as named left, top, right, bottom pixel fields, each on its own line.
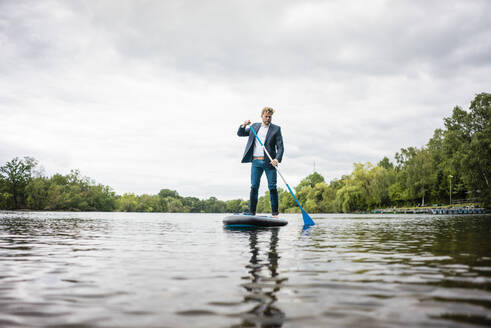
left=252, top=123, right=269, bottom=157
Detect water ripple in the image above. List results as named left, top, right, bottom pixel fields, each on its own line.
left=0, top=212, right=490, bottom=327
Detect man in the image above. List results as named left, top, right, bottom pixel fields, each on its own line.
left=237, top=107, right=284, bottom=217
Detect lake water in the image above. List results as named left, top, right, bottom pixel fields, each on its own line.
left=0, top=212, right=490, bottom=328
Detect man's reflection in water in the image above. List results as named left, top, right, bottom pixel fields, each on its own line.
left=228, top=228, right=286, bottom=328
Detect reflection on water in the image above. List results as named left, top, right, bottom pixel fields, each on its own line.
left=225, top=228, right=286, bottom=327
left=0, top=212, right=490, bottom=327
left=288, top=215, right=491, bottom=327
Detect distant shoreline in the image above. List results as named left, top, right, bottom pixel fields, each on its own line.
left=2, top=204, right=487, bottom=215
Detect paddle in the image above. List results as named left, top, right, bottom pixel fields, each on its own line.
left=249, top=125, right=315, bottom=226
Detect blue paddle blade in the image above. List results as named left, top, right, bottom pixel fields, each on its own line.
left=301, top=208, right=315, bottom=226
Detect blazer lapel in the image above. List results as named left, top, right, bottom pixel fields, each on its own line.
left=264, top=124, right=274, bottom=145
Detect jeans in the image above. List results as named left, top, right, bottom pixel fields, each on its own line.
left=249, top=159, right=279, bottom=215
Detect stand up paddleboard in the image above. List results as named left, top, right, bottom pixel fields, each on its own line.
left=223, top=214, right=288, bottom=228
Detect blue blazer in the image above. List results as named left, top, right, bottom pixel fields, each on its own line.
left=237, top=123, right=284, bottom=167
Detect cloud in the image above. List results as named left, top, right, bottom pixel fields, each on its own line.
left=0, top=0, right=490, bottom=200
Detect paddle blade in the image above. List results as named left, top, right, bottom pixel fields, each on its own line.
left=301, top=208, right=315, bottom=226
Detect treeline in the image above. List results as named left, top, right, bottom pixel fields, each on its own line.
left=0, top=164, right=248, bottom=213
left=0, top=93, right=489, bottom=213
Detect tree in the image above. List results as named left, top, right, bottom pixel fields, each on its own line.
left=158, top=189, right=180, bottom=199
left=167, top=198, right=184, bottom=212
left=0, top=157, right=38, bottom=209
left=367, top=166, right=395, bottom=208
left=378, top=157, right=394, bottom=170
left=404, top=148, right=434, bottom=206
left=304, top=182, right=329, bottom=213
left=118, top=193, right=138, bottom=212
left=26, top=177, right=50, bottom=210
left=439, top=93, right=491, bottom=206
left=0, top=192, right=12, bottom=210
left=226, top=199, right=248, bottom=213
left=136, top=194, right=160, bottom=212
left=460, top=93, right=491, bottom=205
left=256, top=191, right=272, bottom=214
left=87, top=184, right=117, bottom=211
left=426, top=129, right=448, bottom=204
left=335, top=185, right=365, bottom=213
left=182, top=197, right=204, bottom=212
left=203, top=196, right=226, bottom=213
left=278, top=188, right=298, bottom=213
left=295, top=172, right=325, bottom=191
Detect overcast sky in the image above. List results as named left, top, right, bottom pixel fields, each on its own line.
left=1, top=0, right=490, bottom=200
